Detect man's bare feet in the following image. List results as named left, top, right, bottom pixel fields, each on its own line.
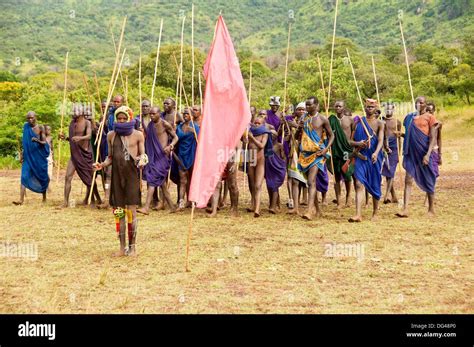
left=230, top=209, right=239, bottom=217
left=112, top=249, right=127, bottom=257
left=97, top=202, right=110, bottom=210
left=370, top=214, right=379, bottom=221
left=137, top=208, right=150, bottom=215
left=246, top=207, right=254, bottom=213
left=383, top=199, right=391, bottom=204
left=253, top=211, right=260, bottom=218
left=12, top=201, right=23, bottom=206
left=153, top=201, right=165, bottom=211
left=348, top=216, right=362, bottom=223
left=128, top=245, right=137, bottom=257
left=206, top=211, right=217, bottom=218
left=287, top=209, right=299, bottom=216
left=269, top=208, right=277, bottom=214
left=302, top=213, right=313, bottom=221
left=427, top=210, right=436, bottom=217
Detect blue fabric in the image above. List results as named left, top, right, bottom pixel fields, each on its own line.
left=21, top=123, right=50, bottom=193
left=353, top=116, right=383, bottom=200
left=316, top=164, right=329, bottom=193
left=403, top=111, right=417, bottom=155
left=250, top=125, right=273, bottom=157
left=107, top=106, right=117, bottom=132
left=402, top=119, right=437, bottom=194
left=382, top=135, right=399, bottom=178
left=114, top=121, right=135, bottom=136
left=176, top=122, right=199, bottom=170
left=143, top=121, right=171, bottom=187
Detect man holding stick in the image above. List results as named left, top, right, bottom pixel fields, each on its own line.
left=381, top=102, right=401, bottom=204
left=349, top=99, right=384, bottom=222
left=396, top=96, right=438, bottom=218
left=93, top=106, right=147, bottom=257
left=137, top=106, right=178, bottom=215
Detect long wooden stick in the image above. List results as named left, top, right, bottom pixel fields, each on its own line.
left=346, top=48, right=373, bottom=144
left=281, top=22, right=292, bottom=143
left=399, top=20, right=416, bottom=110
left=371, top=55, right=381, bottom=108
left=88, top=16, right=127, bottom=204
left=191, top=4, right=195, bottom=104
left=346, top=49, right=365, bottom=113
left=317, top=54, right=328, bottom=115
left=317, top=54, right=334, bottom=175
left=185, top=202, right=196, bottom=272
left=57, top=51, right=69, bottom=183
left=151, top=18, right=164, bottom=106
left=125, top=73, right=129, bottom=106
left=139, top=50, right=142, bottom=125
left=327, top=0, right=339, bottom=110
left=93, top=71, right=101, bottom=107
left=111, top=27, right=127, bottom=99
left=178, top=16, right=186, bottom=113
left=248, top=61, right=253, bottom=104
left=88, top=47, right=127, bottom=204
left=198, top=71, right=203, bottom=113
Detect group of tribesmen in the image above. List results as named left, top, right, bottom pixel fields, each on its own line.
left=14, top=93, right=442, bottom=256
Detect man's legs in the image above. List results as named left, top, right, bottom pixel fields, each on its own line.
left=253, top=159, right=265, bottom=217
left=247, top=167, right=256, bottom=212
left=177, top=169, right=187, bottom=210
left=137, top=185, right=156, bottom=215
left=207, top=180, right=222, bottom=218
left=344, top=178, right=352, bottom=207
left=62, top=160, right=76, bottom=208
left=13, top=185, right=27, bottom=205
left=396, top=173, right=413, bottom=218
left=349, top=178, right=364, bottom=222
left=303, top=166, right=318, bottom=220
left=228, top=172, right=239, bottom=216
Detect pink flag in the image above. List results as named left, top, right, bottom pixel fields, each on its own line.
left=189, top=15, right=251, bottom=208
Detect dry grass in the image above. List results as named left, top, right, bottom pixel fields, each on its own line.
left=1, top=107, right=473, bottom=313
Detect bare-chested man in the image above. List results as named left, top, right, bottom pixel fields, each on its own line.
left=13, top=111, right=50, bottom=205
left=297, top=96, right=335, bottom=220
left=396, top=97, right=439, bottom=217
left=137, top=106, right=178, bottom=215
left=382, top=102, right=402, bottom=204
left=175, top=107, right=200, bottom=210
left=94, top=106, right=146, bottom=257
left=245, top=115, right=271, bottom=217
left=329, top=100, right=355, bottom=208
left=349, top=99, right=385, bottom=222
left=162, top=98, right=183, bottom=127
left=44, top=124, right=54, bottom=185
left=191, top=105, right=202, bottom=127
left=61, top=104, right=101, bottom=207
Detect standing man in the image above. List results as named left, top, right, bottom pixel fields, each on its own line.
left=93, top=106, right=147, bottom=257
left=328, top=100, right=354, bottom=208
left=13, top=111, right=50, bottom=205
left=266, top=96, right=282, bottom=132
left=382, top=102, right=401, bottom=204
left=134, top=99, right=152, bottom=133
left=61, top=104, right=101, bottom=207
left=349, top=99, right=384, bottom=222
left=138, top=106, right=178, bottom=215
left=162, top=97, right=183, bottom=127
left=396, top=96, right=438, bottom=218
left=176, top=107, right=200, bottom=210
left=245, top=116, right=270, bottom=217
left=107, top=95, right=124, bottom=131
left=192, top=105, right=202, bottom=127
left=297, top=96, right=334, bottom=220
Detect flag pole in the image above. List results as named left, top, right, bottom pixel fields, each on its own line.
left=57, top=51, right=69, bottom=183
left=151, top=19, right=164, bottom=106
left=185, top=202, right=196, bottom=272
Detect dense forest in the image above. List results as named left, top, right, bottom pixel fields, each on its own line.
left=0, top=0, right=473, bottom=160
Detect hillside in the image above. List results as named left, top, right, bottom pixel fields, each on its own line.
left=1, top=0, right=472, bottom=76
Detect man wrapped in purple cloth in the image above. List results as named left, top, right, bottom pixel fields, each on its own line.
left=396, top=96, right=439, bottom=218
left=137, top=107, right=179, bottom=215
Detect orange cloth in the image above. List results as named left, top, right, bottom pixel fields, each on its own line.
left=413, top=112, right=438, bottom=136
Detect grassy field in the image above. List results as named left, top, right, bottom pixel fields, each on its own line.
left=1, top=107, right=473, bottom=314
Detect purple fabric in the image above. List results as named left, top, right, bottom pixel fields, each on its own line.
left=382, top=135, right=399, bottom=178
left=265, top=153, right=286, bottom=192
left=316, top=164, right=329, bottom=193
left=402, top=121, right=437, bottom=194
left=266, top=109, right=281, bottom=131
left=69, top=120, right=93, bottom=186
left=114, top=121, right=135, bottom=136
left=282, top=115, right=294, bottom=158
left=143, top=121, right=171, bottom=188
